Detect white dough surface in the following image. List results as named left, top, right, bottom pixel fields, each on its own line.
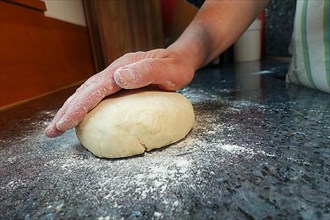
left=75, top=89, right=195, bottom=158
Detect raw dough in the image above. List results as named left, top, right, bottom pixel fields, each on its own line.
left=75, top=89, right=194, bottom=158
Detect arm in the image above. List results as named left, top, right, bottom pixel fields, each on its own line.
left=45, top=0, right=269, bottom=137
left=169, top=0, right=269, bottom=70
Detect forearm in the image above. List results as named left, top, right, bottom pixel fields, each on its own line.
left=168, top=0, right=269, bottom=70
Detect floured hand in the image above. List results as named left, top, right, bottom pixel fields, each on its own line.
left=45, top=49, right=195, bottom=137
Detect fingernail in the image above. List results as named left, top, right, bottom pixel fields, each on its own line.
left=44, top=126, right=51, bottom=135
left=56, top=117, right=66, bottom=130
left=44, top=125, right=62, bottom=138
left=116, top=68, right=136, bottom=85
left=56, top=116, right=79, bottom=131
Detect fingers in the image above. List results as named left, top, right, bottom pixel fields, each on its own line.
left=44, top=54, right=140, bottom=138
left=56, top=86, right=109, bottom=131
left=114, top=59, right=155, bottom=89
left=59, top=82, right=120, bottom=130
left=45, top=115, right=64, bottom=137
left=45, top=77, right=120, bottom=138
left=114, top=58, right=194, bottom=91
left=45, top=95, right=72, bottom=137
left=45, top=125, right=64, bottom=137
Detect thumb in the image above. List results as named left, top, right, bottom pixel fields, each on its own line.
left=113, top=59, right=156, bottom=89
left=113, top=59, right=181, bottom=91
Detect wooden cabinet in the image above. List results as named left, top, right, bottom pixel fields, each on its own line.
left=83, top=0, right=164, bottom=71
left=0, top=0, right=166, bottom=108
left=0, top=0, right=95, bottom=108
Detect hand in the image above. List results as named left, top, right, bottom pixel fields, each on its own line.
left=45, top=49, right=195, bottom=137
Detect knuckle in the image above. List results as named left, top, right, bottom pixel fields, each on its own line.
left=140, top=59, right=155, bottom=74
left=159, top=49, right=172, bottom=58
left=122, top=52, right=134, bottom=58
left=122, top=51, right=145, bottom=60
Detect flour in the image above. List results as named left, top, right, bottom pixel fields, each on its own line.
left=220, top=144, right=254, bottom=154
left=1, top=92, right=279, bottom=219
left=39, top=98, right=274, bottom=195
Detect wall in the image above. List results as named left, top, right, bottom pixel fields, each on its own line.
left=43, top=0, right=86, bottom=26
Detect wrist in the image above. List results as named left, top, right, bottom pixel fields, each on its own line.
left=167, top=36, right=207, bottom=71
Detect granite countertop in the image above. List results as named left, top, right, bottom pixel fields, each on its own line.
left=1, top=60, right=329, bottom=219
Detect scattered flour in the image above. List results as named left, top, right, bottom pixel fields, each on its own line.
left=1, top=89, right=283, bottom=219
left=220, top=144, right=254, bottom=154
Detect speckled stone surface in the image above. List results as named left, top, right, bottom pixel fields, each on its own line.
left=1, top=61, right=329, bottom=219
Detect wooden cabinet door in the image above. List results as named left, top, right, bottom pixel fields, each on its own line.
left=0, top=0, right=94, bottom=108
left=83, top=0, right=164, bottom=72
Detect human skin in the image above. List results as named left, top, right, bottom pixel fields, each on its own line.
left=45, top=0, right=269, bottom=138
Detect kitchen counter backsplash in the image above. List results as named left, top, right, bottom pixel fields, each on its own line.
left=265, top=0, right=296, bottom=57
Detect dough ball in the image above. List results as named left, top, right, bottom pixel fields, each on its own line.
left=75, top=89, right=194, bottom=158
